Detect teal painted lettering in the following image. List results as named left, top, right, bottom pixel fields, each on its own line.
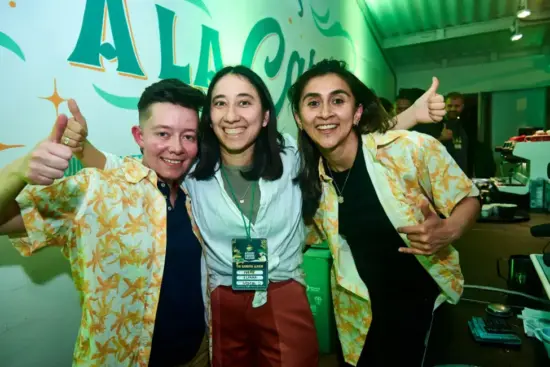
left=241, top=18, right=285, bottom=79
left=68, top=0, right=145, bottom=78
left=195, top=25, right=224, bottom=88
left=307, top=49, right=316, bottom=70
left=157, top=5, right=191, bottom=83
left=275, top=51, right=305, bottom=115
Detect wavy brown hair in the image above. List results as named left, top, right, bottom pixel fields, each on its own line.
left=288, top=59, right=396, bottom=223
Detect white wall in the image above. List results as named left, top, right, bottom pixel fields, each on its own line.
left=396, top=54, right=550, bottom=95
left=0, top=0, right=394, bottom=365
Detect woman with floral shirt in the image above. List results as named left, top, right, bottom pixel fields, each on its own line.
left=288, top=59, right=480, bottom=366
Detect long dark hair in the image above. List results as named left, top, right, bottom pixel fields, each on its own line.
left=192, top=66, right=285, bottom=181
left=287, top=59, right=396, bottom=223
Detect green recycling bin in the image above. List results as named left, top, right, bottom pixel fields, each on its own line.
left=302, top=245, right=336, bottom=354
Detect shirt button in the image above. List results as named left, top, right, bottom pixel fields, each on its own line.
left=168, top=206, right=172, bottom=211
left=161, top=183, right=165, bottom=187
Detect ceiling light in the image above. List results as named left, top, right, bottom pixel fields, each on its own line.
left=510, top=20, right=523, bottom=41
left=517, top=9, right=531, bottom=18
left=517, top=0, right=531, bottom=18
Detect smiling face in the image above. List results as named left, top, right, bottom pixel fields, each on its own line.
left=446, top=97, right=464, bottom=120
left=209, top=74, right=269, bottom=161
left=131, top=102, right=198, bottom=184
left=295, top=73, right=362, bottom=152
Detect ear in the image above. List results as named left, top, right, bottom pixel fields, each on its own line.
left=131, top=125, right=145, bottom=150
left=262, top=110, right=270, bottom=127
left=353, top=104, right=364, bottom=126
left=294, top=113, right=303, bottom=130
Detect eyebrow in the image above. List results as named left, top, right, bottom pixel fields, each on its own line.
left=152, top=125, right=197, bottom=133
left=212, top=93, right=255, bottom=100
left=301, top=89, right=351, bottom=102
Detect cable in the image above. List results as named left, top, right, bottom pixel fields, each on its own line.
left=543, top=240, right=550, bottom=254
left=463, top=284, right=550, bottom=306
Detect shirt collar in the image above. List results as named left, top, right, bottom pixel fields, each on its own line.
left=318, top=131, right=404, bottom=182
left=122, top=157, right=159, bottom=186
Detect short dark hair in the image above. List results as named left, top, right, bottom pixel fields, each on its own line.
left=395, top=94, right=412, bottom=102
left=137, top=78, right=206, bottom=125
left=396, top=88, right=424, bottom=102
left=446, top=92, right=464, bottom=101
left=192, top=65, right=285, bottom=181
left=288, top=59, right=395, bottom=223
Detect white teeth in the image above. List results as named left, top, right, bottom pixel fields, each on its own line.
left=224, top=128, right=246, bottom=135
left=317, top=124, right=337, bottom=130
left=162, top=158, right=182, bottom=164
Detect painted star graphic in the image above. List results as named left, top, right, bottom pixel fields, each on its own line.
left=40, top=78, right=67, bottom=117
left=0, top=142, right=24, bottom=152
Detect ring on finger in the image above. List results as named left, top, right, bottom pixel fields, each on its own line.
left=63, top=136, right=70, bottom=145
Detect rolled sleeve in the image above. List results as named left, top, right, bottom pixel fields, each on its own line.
left=419, top=135, right=479, bottom=217
left=12, top=174, right=89, bottom=256
left=103, top=151, right=129, bottom=170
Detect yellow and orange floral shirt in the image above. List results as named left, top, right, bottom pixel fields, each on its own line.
left=10, top=157, right=206, bottom=367
left=305, top=131, right=479, bottom=366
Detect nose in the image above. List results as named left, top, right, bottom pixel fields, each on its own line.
left=223, top=104, right=240, bottom=123
left=320, top=102, right=333, bottom=119
left=168, top=136, right=186, bottom=155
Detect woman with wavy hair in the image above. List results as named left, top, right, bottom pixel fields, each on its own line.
left=288, top=59, right=480, bottom=366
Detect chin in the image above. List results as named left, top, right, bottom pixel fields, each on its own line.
left=158, top=170, right=186, bottom=182
left=222, top=139, right=255, bottom=155
left=313, top=134, right=342, bottom=151
left=154, top=163, right=189, bottom=182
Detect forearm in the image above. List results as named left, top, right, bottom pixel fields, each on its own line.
left=0, top=157, right=26, bottom=230
left=78, top=140, right=107, bottom=169
left=444, top=197, right=480, bottom=241
left=392, top=107, right=417, bottom=130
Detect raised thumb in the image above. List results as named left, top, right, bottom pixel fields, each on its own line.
left=68, top=99, right=87, bottom=128
left=49, top=114, right=69, bottom=143
left=426, top=76, right=439, bottom=95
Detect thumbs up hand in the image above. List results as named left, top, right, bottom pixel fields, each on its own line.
left=58, top=99, right=88, bottom=158
left=440, top=124, right=453, bottom=141
left=413, top=77, right=447, bottom=124
left=396, top=200, right=455, bottom=255
left=22, top=114, right=73, bottom=185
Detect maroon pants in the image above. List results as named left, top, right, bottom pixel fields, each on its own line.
left=211, top=280, right=318, bottom=367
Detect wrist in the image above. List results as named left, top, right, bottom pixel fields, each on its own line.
left=442, top=217, right=463, bottom=242
left=396, top=105, right=418, bottom=130
left=74, top=139, right=91, bottom=160
left=11, top=155, right=31, bottom=184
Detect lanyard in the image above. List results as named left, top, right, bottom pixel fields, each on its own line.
left=221, top=167, right=256, bottom=240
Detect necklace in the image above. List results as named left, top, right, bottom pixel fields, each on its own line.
left=222, top=171, right=253, bottom=204
left=326, top=163, right=352, bottom=204
left=238, top=183, right=252, bottom=204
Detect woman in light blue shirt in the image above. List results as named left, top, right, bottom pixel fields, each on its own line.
left=183, top=66, right=317, bottom=367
